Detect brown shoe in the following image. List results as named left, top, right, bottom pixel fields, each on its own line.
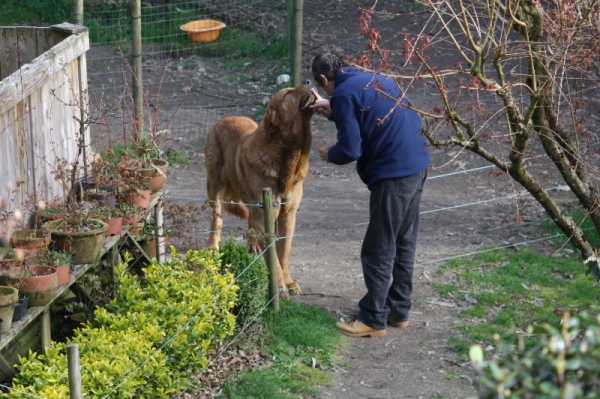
left=335, top=318, right=387, bottom=337
left=387, top=317, right=409, bottom=329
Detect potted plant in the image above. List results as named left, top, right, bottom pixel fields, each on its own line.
left=121, top=204, right=140, bottom=226
left=6, top=255, right=59, bottom=307
left=74, top=150, right=119, bottom=208
left=137, top=217, right=171, bottom=259
left=121, top=185, right=152, bottom=211
left=92, top=205, right=126, bottom=237
left=114, top=135, right=168, bottom=195
left=42, top=214, right=108, bottom=265
left=0, top=193, right=51, bottom=252
left=0, top=189, right=46, bottom=276
left=12, top=294, right=28, bottom=323
left=48, top=250, right=73, bottom=285
left=0, top=285, right=19, bottom=333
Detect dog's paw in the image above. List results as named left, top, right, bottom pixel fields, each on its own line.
left=247, top=242, right=261, bottom=254
left=278, top=286, right=289, bottom=298
left=286, top=282, right=301, bottom=295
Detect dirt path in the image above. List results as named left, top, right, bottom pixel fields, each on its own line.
left=87, top=1, right=576, bottom=397
left=164, top=114, right=568, bottom=399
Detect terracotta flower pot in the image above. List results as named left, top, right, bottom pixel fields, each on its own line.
left=131, top=221, right=145, bottom=237
left=42, top=219, right=109, bottom=265
left=84, top=189, right=116, bottom=208
left=0, top=286, right=19, bottom=334
left=140, top=167, right=156, bottom=178
left=9, top=266, right=59, bottom=307
left=36, top=207, right=64, bottom=227
left=139, top=234, right=169, bottom=259
left=145, top=173, right=166, bottom=194
left=152, top=158, right=169, bottom=175
left=124, top=189, right=152, bottom=210
left=10, top=229, right=51, bottom=250
left=122, top=212, right=139, bottom=225
left=71, top=311, right=94, bottom=329
left=56, top=264, right=70, bottom=285
left=105, top=217, right=123, bottom=236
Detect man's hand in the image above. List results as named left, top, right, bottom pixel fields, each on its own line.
left=310, top=89, right=332, bottom=119
left=319, top=139, right=334, bottom=163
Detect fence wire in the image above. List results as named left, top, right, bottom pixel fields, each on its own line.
left=78, top=0, right=290, bottom=155
left=0, top=241, right=276, bottom=398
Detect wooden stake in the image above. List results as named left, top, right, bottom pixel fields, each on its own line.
left=262, top=188, right=280, bottom=312
left=74, top=0, right=83, bottom=27
left=291, top=0, right=304, bottom=87
left=131, top=0, right=143, bottom=138
left=67, top=344, right=83, bottom=399
left=155, top=195, right=165, bottom=263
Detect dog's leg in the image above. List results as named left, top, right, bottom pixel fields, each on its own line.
left=206, top=196, right=222, bottom=248
left=246, top=207, right=262, bottom=254
left=276, top=187, right=302, bottom=295
left=206, top=172, right=224, bottom=248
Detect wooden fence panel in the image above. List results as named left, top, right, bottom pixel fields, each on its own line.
left=17, top=28, right=36, bottom=69
left=0, top=28, right=19, bottom=82
left=0, top=24, right=89, bottom=213
left=35, top=27, right=55, bottom=60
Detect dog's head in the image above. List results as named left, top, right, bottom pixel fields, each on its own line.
left=264, top=82, right=316, bottom=137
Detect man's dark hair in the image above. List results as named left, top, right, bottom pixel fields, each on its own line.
left=311, top=53, right=346, bottom=85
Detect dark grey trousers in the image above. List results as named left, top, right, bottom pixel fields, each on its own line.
left=358, top=169, right=427, bottom=329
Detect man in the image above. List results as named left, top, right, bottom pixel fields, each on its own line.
left=310, top=53, right=431, bottom=337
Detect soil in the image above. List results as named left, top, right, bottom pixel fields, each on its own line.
left=87, top=1, right=578, bottom=398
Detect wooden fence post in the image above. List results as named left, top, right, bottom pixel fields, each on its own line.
left=262, top=188, right=280, bottom=312
left=154, top=195, right=165, bottom=263
left=131, top=0, right=143, bottom=138
left=291, top=0, right=304, bottom=86
left=74, top=0, right=83, bottom=26
left=67, top=344, right=83, bottom=399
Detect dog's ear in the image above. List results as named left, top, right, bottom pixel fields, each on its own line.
left=265, top=108, right=280, bottom=137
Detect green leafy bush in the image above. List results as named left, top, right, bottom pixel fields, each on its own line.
left=6, top=328, right=171, bottom=398
left=469, top=312, right=600, bottom=398
left=218, top=238, right=269, bottom=329
left=97, top=248, right=237, bottom=383
left=3, top=248, right=237, bottom=398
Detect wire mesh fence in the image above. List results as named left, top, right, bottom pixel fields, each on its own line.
left=78, top=0, right=291, bottom=155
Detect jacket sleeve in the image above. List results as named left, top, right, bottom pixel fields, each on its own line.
left=328, top=96, right=362, bottom=165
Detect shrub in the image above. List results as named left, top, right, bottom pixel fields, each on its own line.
left=6, top=329, right=171, bottom=398
left=218, top=238, right=269, bottom=329
left=98, top=248, right=237, bottom=383
left=2, top=248, right=237, bottom=398
left=469, top=312, right=600, bottom=398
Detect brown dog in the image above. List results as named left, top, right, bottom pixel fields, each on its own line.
left=205, top=82, right=316, bottom=295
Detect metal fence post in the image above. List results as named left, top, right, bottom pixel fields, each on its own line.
left=262, top=188, right=280, bottom=312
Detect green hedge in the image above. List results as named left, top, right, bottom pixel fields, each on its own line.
left=3, top=248, right=237, bottom=398
left=469, top=312, right=600, bottom=398
left=218, top=238, right=269, bottom=329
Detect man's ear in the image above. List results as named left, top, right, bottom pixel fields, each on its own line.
left=319, top=74, right=328, bottom=87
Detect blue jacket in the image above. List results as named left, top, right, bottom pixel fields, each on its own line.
left=328, top=67, right=431, bottom=188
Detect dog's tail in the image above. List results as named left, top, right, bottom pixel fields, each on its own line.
left=223, top=202, right=249, bottom=220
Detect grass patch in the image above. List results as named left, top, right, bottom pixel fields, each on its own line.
left=221, top=299, right=342, bottom=399
left=103, top=139, right=188, bottom=166
left=541, top=204, right=600, bottom=248
left=432, top=245, right=599, bottom=361
left=0, top=0, right=73, bottom=26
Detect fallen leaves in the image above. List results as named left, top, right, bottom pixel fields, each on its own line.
left=180, top=346, right=269, bottom=398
